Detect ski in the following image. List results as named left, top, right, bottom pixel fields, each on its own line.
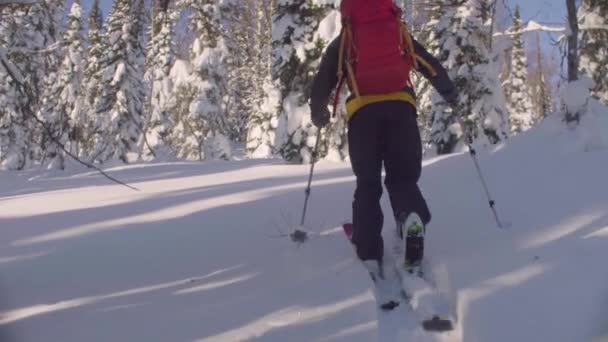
left=392, top=254, right=456, bottom=332
left=342, top=223, right=404, bottom=312
left=343, top=223, right=455, bottom=332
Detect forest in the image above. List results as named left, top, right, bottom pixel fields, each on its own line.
left=0, top=0, right=606, bottom=170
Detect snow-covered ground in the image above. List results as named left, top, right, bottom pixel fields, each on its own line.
left=1, top=115, right=607, bottom=342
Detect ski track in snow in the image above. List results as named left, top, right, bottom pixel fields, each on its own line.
left=1, top=117, right=608, bottom=341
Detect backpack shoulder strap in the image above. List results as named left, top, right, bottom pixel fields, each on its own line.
left=337, top=20, right=361, bottom=98
left=399, top=21, right=438, bottom=77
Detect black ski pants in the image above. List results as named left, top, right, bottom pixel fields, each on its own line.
left=348, top=101, right=431, bottom=262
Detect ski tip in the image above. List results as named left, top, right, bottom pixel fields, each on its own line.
left=342, top=223, right=353, bottom=240
left=422, top=316, right=454, bottom=332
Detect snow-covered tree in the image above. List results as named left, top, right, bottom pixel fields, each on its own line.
left=427, top=0, right=509, bottom=155
left=167, top=0, right=230, bottom=161
left=272, top=0, right=337, bottom=163
left=578, top=0, right=608, bottom=105
left=246, top=0, right=281, bottom=158
left=0, top=0, right=63, bottom=169
left=92, top=0, right=147, bottom=163
left=0, top=6, right=29, bottom=169
left=38, top=0, right=86, bottom=169
left=81, top=0, right=105, bottom=157
left=26, top=0, right=63, bottom=95
left=222, top=0, right=255, bottom=143
left=144, top=6, right=175, bottom=158
left=529, top=32, right=555, bottom=121
left=413, top=0, right=445, bottom=145
left=502, top=6, right=534, bottom=134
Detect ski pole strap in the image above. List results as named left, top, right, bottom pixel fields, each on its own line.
left=332, top=75, right=346, bottom=118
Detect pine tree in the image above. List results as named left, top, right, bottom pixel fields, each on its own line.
left=503, top=6, right=534, bottom=134
left=0, top=1, right=63, bottom=169
left=38, top=0, right=86, bottom=169
left=144, top=5, right=175, bottom=158
left=223, top=0, right=256, bottom=143
left=529, top=32, right=555, bottom=121
left=246, top=0, right=280, bottom=158
left=579, top=0, right=608, bottom=105
left=82, top=0, right=105, bottom=157
left=93, top=0, right=148, bottom=163
left=413, top=0, right=445, bottom=145
left=272, top=0, right=336, bottom=163
left=167, top=0, right=230, bottom=161
left=428, top=0, right=509, bottom=155
left=0, top=5, right=29, bottom=170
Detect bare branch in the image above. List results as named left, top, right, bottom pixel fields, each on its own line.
left=0, top=51, right=140, bottom=191
left=0, top=0, right=39, bottom=5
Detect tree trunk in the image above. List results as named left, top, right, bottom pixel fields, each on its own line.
left=535, top=32, right=548, bottom=119
left=566, top=0, right=579, bottom=82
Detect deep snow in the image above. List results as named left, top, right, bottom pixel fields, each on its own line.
left=1, top=115, right=607, bottom=342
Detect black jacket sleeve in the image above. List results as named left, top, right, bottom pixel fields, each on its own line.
left=309, top=37, right=340, bottom=116
left=412, top=38, right=458, bottom=105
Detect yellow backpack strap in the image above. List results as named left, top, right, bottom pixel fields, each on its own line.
left=337, top=26, right=346, bottom=81
left=399, top=21, right=438, bottom=77
left=338, top=20, right=361, bottom=98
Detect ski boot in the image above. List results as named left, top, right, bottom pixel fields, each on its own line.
left=396, top=212, right=425, bottom=276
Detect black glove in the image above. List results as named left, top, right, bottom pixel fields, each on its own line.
left=444, top=88, right=459, bottom=108
left=311, top=107, right=330, bottom=128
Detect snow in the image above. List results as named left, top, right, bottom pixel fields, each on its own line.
left=169, top=59, right=193, bottom=87
left=1, top=113, right=607, bottom=341
left=493, top=20, right=566, bottom=37
left=561, top=78, right=608, bottom=152
left=579, top=7, right=608, bottom=30
left=315, top=10, right=341, bottom=43
left=283, top=93, right=309, bottom=136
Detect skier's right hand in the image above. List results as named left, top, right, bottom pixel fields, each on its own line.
left=445, top=88, right=459, bottom=108
left=311, top=107, right=330, bottom=128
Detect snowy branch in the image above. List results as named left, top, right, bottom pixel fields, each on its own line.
left=0, top=48, right=25, bottom=84
left=494, top=20, right=566, bottom=37
left=8, top=42, right=62, bottom=55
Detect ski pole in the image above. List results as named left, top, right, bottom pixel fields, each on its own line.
left=455, top=116, right=505, bottom=229
left=300, top=131, right=322, bottom=227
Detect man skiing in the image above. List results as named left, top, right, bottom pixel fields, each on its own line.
left=309, top=0, right=458, bottom=274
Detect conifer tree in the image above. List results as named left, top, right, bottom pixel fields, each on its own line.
left=428, top=0, right=509, bottom=155
left=272, top=0, right=336, bottom=163
left=39, top=0, right=86, bottom=168
left=503, top=6, right=534, bottom=134
left=81, top=0, right=105, bottom=157
left=93, top=0, right=147, bottom=163
left=0, top=0, right=63, bottom=169
left=579, top=0, right=608, bottom=105
left=144, top=6, right=175, bottom=157
left=530, top=32, right=554, bottom=121
left=246, top=0, right=280, bottom=158
left=167, top=0, right=231, bottom=161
